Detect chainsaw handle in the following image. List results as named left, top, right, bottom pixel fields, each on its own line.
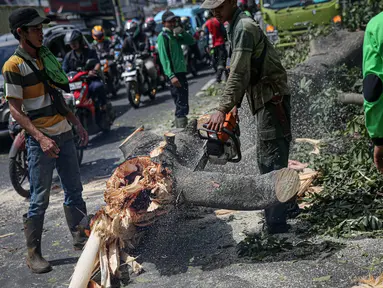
left=223, top=128, right=242, bottom=163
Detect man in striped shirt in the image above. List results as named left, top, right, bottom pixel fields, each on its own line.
left=3, top=8, right=89, bottom=274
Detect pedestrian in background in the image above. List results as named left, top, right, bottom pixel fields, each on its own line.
left=157, top=11, right=195, bottom=128
left=203, top=10, right=229, bottom=83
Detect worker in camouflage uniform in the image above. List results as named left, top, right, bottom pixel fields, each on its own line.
left=363, top=12, right=383, bottom=174
left=203, top=0, right=297, bottom=233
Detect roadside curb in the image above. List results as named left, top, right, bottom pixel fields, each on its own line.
left=194, top=78, right=217, bottom=98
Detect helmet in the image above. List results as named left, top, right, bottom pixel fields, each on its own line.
left=92, top=25, right=105, bottom=42
left=143, top=19, right=156, bottom=37
left=144, top=17, right=156, bottom=32
left=125, top=19, right=140, bottom=38
left=64, top=29, right=83, bottom=46
left=180, top=16, right=191, bottom=31
left=204, top=10, right=213, bottom=20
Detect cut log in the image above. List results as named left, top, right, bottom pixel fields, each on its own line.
left=175, top=166, right=299, bottom=210
left=337, top=92, right=364, bottom=105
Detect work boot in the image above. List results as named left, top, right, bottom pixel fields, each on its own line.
left=175, top=117, right=188, bottom=128
left=23, top=214, right=52, bottom=274
left=216, top=68, right=224, bottom=83
left=264, top=203, right=290, bottom=234
left=63, top=203, right=89, bottom=250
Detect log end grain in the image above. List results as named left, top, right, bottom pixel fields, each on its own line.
left=275, top=168, right=300, bottom=203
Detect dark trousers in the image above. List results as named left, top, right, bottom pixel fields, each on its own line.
left=170, top=72, right=189, bottom=118
left=215, top=44, right=228, bottom=82
left=27, top=136, right=84, bottom=218
left=88, top=79, right=107, bottom=106
left=256, top=95, right=292, bottom=226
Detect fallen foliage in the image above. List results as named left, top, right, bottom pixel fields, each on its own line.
left=353, top=273, right=383, bottom=288
left=237, top=232, right=344, bottom=261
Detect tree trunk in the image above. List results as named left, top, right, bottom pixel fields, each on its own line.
left=120, top=123, right=300, bottom=211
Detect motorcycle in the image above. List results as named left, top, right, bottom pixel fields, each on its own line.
left=122, top=53, right=156, bottom=109
left=67, top=62, right=115, bottom=133
left=8, top=93, right=84, bottom=199
left=99, top=51, right=122, bottom=99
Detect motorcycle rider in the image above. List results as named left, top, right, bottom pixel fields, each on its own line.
left=62, top=30, right=108, bottom=108
left=181, top=16, right=201, bottom=74
left=92, top=25, right=119, bottom=97
left=203, top=10, right=229, bottom=83
left=144, top=17, right=158, bottom=45
left=3, top=8, right=89, bottom=273
left=238, top=0, right=253, bottom=17
left=122, top=19, right=157, bottom=95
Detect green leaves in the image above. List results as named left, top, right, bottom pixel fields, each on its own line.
left=342, top=0, right=383, bottom=31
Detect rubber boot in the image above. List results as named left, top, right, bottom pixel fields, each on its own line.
left=264, top=203, right=290, bottom=234
left=175, top=117, right=188, bottom=128
left=63, top=203, right=89, bottom=250
left=23, top=214, right=52, bottom=274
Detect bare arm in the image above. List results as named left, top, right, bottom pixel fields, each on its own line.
left=65, top=111, right=88, bottom=146
left=8, top=98, right=45, bottom=142
left=8, top=98, right=60, bottom=158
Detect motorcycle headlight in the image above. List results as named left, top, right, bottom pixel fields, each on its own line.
left=125, top=62, right=133, bottom=71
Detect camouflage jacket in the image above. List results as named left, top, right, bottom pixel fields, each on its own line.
left=218, top=9, right=289, bottom=115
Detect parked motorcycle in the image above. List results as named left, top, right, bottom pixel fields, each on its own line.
left=67, top=60, right=115, bottom=132
left=8, top=93, right=84, bottom=199
left=122, top=53, right=156, bottom=109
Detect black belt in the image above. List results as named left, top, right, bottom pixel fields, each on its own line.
left=29, top=129, right=74, bottom=146
left=48, top=130, right=74, bottom=146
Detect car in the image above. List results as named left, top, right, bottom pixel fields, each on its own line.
left=0, top=25, right=91, bottom=138
left=154, top=5, right=206, bottom=34
left=154, top=5, right=209, bottom=66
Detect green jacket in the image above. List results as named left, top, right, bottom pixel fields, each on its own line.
left=363, top=12, right=383, bottom=145
left=157, top=28, right=195, bottom=79
left=219, top=9, right=289, bottom=115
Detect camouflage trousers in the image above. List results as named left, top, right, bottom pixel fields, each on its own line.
left=256, top=95, right=293, bottom=226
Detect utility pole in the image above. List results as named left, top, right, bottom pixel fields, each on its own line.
left=111, top=0, right=123, bottom=32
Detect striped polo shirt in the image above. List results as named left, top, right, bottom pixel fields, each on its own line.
left=2, top=46, right=71, bottom=136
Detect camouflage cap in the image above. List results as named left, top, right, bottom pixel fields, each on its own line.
left=201, top=0, right=226, bottom=9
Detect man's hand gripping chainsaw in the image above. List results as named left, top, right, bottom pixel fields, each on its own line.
left=195, top=112, right=241, bottom=171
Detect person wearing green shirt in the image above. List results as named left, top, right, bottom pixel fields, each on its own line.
left=157, top=11, right=195, bottom=128
left=202, top=0, right=298, bottom=233
left=363, top=12, right=383, bottom=174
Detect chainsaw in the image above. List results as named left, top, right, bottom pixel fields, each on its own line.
left=194, top=112, right=241, bottom=171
